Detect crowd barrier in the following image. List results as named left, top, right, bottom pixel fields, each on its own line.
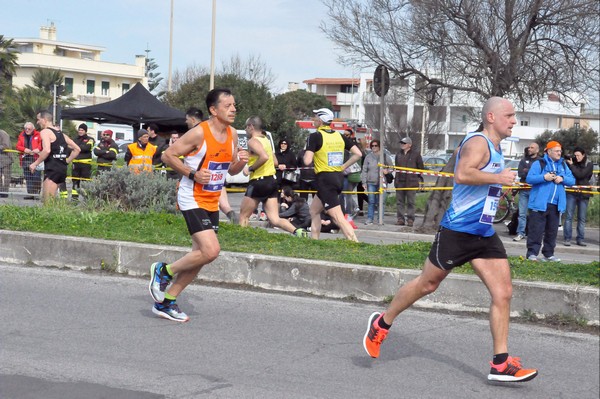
left=1, top=149, right=598, bottom=198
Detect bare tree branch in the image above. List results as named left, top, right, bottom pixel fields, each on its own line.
left=321, top=0, right=600, bottom=106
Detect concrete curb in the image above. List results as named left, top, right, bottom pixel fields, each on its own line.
left=1, top=229, right=598, bottom=324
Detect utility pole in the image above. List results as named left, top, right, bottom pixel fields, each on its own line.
left=168, top=0, right=174, bottom=92
left=209, top=0, right=216, bottom=90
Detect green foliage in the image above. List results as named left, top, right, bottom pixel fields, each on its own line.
left=164, top=73, right=273, bottom=131
left=588, top=195, right=600, bottom=227
left=535, top=127, right=599, bottom=155
left=163, top=73, right=330, bottom=146
left=81, top=167, right=178, bottom=214
left=270, top=90, right=332, bottom=150
left=32, top=68, right=63, bottom=91
left=0, top=35, right=18, bottom=79
left=145, top=57, right=163, bottom=95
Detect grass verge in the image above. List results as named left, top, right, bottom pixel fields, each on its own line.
left=1, top=204, right=598, bottom=287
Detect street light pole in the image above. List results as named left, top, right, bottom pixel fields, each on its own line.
left=209, top=0, right=216, bottom=90
left=167, top=0, right=174, bottom=92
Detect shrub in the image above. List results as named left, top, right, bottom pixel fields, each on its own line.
left=82, top=168, right=178, bottom=213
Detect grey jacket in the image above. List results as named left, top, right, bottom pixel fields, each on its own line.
left=361, top=151, right=392, bottom=185
left=0, top=129, right=14, bottom=168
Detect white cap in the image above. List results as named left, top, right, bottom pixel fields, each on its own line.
left=313, top=108, right=334, bottom=123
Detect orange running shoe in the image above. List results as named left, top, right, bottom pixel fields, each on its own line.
left=488, top=356, right=538, bottom=382
left=363, top=312, right=389, bottom=358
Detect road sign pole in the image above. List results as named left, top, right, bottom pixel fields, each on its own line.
left=378, top=68, right=386, bottom=225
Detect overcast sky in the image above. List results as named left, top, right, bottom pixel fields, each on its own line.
left=2, top=0, right=362, bottom=93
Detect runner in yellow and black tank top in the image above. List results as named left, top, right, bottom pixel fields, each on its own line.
left=248, top=135, right=276, bottom=180
left=313, top=125, right=346, bottom=174
left=239, top=115, right=307, bottom=237
left=303, top=107, right=361, bottom=242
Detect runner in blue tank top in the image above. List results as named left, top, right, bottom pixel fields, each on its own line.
left=362, top=97, right=538, bottom=383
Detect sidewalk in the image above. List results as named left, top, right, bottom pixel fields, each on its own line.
left=248, top=209, right=599, bottom=264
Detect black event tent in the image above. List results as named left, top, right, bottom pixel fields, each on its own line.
left=61, top=82, right=187, bottom=132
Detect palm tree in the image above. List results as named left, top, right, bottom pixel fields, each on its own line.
left=32, top=68, right=64, bottom=92
left=0, top=35, right=18, bottom=81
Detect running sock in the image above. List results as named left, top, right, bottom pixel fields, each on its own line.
left=378, top=314, right=392, bottom=330
left=165, top=264, right=174, bottom=277
left=164, top=292, right=177, bottom=301
left=493, top=353, right=509, bottom=365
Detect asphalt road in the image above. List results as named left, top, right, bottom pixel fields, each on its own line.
left=1, top=264, right=598, bottom=399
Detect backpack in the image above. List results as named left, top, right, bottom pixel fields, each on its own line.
left=536, top=158, right=567, bottom=173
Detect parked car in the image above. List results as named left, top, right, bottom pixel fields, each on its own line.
left=420, top=156, right=447, bottom=189
left=504, top=159, right=520, bottom=171
left=225, top=130, right=275, bottom=186
left=116, top=140, right=133, bottom=160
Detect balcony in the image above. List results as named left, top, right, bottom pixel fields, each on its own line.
left=336, top=92, right=360, bottom=106
left=77, top=94, right=111, bottom=106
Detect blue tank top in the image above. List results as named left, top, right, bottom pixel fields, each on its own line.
left=440, top=132, right=505, bottom=237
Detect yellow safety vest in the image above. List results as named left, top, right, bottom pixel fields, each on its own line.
left=128, top=142, right=157, bottom=173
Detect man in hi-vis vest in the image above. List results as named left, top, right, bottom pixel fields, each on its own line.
left=125, top=129, right=157, bottom=173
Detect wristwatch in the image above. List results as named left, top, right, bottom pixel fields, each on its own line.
left=188, top=170, right=196, bottom=180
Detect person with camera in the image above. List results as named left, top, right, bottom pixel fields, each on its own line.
left=525, top=141, right=575, bottom=262
left=563, top=147, right=593, bottom=247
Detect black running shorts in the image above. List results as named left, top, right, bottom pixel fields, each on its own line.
left=428, top=226, right=507, bottom=270
left=245, top=176, right=278, bottom=203
left=181, top=208, right=219, bottom=236
left=315, top=171, right=344, bottom=210
left=43, top=164, right=68, bottom=185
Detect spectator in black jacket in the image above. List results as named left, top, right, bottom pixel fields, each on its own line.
left=71, top=124, right=95, bottom=199
left=279, top=193, right=311, bottom=229
left=275, top=138, right=297, bottom=187
left=147, top=123, right=167, bottom=166
left=93, top=129, right=118, bottom=173
left=513, top=142, right=540, bottom=241
left=563, top=147, right=593, bottom=247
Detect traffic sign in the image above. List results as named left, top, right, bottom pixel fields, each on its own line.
left=373, top=65, right=390, bottom=97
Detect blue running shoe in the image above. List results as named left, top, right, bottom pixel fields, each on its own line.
left=149, top=262, right=172, bottom=303
left=152, top=301, right=189, bottom=322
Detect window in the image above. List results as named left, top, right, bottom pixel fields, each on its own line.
left=64, top=77, right=73, bottom=95
left=86, top=79, right=95, bottom=95
left=340, top=84, right=357, bottom=94
left=520, top=116, right=530, bottom=126
left=101, top=81, right=110, bottom=96
left=543, top=118, right=549, bottom=129
left=122, top=83, right=130, bottom=94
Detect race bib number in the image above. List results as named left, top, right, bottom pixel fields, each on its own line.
left=327, top=151, right=344, bottom=167
left=204, top=161, right=231, bottom=192
left=480, top=185, right=502, bottom=224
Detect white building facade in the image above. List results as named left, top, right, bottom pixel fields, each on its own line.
left=10, top=23, right=146, bottom=139
left=303, top=73, right=597, bottom=157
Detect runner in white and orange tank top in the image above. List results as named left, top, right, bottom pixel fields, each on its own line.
left=148, top=89, right=249, bottom=322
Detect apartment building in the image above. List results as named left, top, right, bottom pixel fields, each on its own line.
left=10, top=23, right=147, bottom=139
left=303, top=73, right=595, bottom=157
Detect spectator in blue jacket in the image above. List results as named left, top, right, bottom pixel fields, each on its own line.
left=525, top=141, right=575, bottom=262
